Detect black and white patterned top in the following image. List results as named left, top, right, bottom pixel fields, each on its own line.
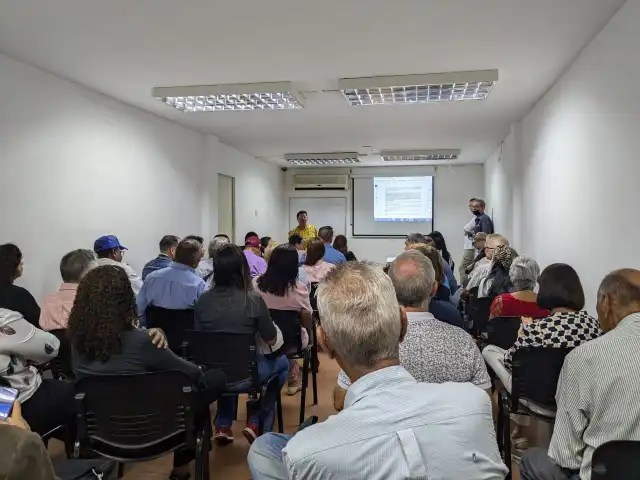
left=338, top=311, right=491, bottom=390
left=504, top=310, right=601, bottom=369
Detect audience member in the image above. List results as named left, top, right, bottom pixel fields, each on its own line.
left=481, top=245, right=519, bottom=298
left=39, top=249, right=97, bottom=331
left=467, top=233, right=510, bottom=292
left=249, top=261, right=507, bottom=479
left=255, top=244, right=312, bottom=395
left=68, top=265, right=224, bottom=479
left=406, top=233, right=458, bottom=294
left=262, top=239, right=278, bottom=262
left=288, top=211, right=318, bottom=246
left=404, top=232, right=429, bottom=249
left=94, top=235, right=143, bottom=295
left=332, top=235, right=356, bottom=262
left=0, top=244, right=40, bottom=327
left=184, top=235, right=211, bottom=279
left=333, top=251, right=490, bottom=409
left=483, top=263, right=601, bottom=393
left=260, top=236, right=272, bottom=255
left=428, top=231, right=454, bottom=269
left=303, top=237, right=336, bottom=283
left=141, top=235, right=180, bottom=280
left=0, top=308, right=73, bottom=436
left=202, top=234, right=231, bottom=287
left=464, top=232, right=490, bottom=283
left=288, top=234, right=305, bottom=266
left=194, top=244, right=287, bottom=445
left=521, top=269, right=640, bottom=480
left=136, top=239, right=205, bottom=326
left=318, top=226, right=346, bottom=265
left=489, top=256, right=549, bottom=320
left=244, top=235, right=268, bottom=277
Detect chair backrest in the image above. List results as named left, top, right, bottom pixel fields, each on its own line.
left=469, top=295, right=493, bottom=335
left=592, top=440, right=640, bottom=479
left=269, top=309, right=302, bottom=352
left=511, top=347, right=573, bottom=408
left=74, top=370, right=196, bottom=460
left=309, top=282, right=319, bottom=314
left=183, top=330, right=258, bottom=389
left=486, top=317, right=522, bottom=349
left=49, top=329, right=74, bottom=380
left=145, top=306, right=194, bottom=352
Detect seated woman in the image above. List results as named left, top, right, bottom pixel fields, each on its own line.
left=478, top=245, right=518, bottom=299
left=303, top=237, right=336, bottom=283
left=194, top=244, right=288, bottom=446
left=489, top=256, right=549, bottom=320
left=0, top=307, right=72, bottom=437
left=332, top=235, right=356, bottom=262
left=0, top=244, right=40, bottom=327
left=68, top=265, right=225, bottom=480
left=255, top=244, right=312, bottom=396
left=482, top=263, right=601, bottom=394
left=428, top=231, right=459, bottom=292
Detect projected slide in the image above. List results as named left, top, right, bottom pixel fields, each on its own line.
left=373, top=176, right=433, bottom=222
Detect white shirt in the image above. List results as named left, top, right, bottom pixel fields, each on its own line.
left=96, top=258, right=143, bottom=295
left=463, top=216, right=476, bottom=249
left=283, top=365, right=507, bottom=480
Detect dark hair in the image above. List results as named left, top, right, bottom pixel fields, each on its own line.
left=60, top=249, right=96, bottom=283
left=427, top=231, right=451, bottom=264
left=184, top=235, right=204, bottom=245
left=415, top=245, right=444, bottom=284
left=318, top=226, right=334, bottom=243
left=174, top=239, right=202, bottom=268
left=213, top=244, right=251, bottom=290
left=469, top=197, right=477, bottom=202
left=475, top=198, right=487, bottom=208
left=333, top=234, right=348, bottom=255
left=244, top=231, right=258, bottom=241
left=260, top=237, right=272, bottom=251
left=96, top=248, right=118, bottom=259
left=305, top=237, right=325, bottom=266
left=296, top=210, right=307, bottom=220
left=257, top=244, right=298, bottom=297
left=214, top=233, right=230, bottom=241
left=0, top=243, right=22, bottom=284
left=406, top=233, right=427, bottom=245
left=159, top=235, right=180, bottom=253
left=67, top=265, right=136, bottom=362
left=288, top=234, right=303, bottom=245
left=537, top=263, right=585, bottom=311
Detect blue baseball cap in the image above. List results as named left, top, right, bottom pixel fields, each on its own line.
left=93, top=235, right=128, bottom=253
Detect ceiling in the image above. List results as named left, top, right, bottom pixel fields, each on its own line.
left=0, top=0, right=625, bottom=167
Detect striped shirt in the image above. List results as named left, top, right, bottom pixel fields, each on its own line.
left=283, top=365, right=507, bottom=480
left=549, top=312, right=640, bottom=480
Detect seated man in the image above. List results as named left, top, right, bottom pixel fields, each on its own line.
left=333, top=250, right=490, bottom=410
left=94, top=235, right=143, bottom=295
left=521, top=269, right=640, bottom=480
left=141, top=235, right=179, bottom=280
left=466, top=233, right=510, bottom=297
left=136, top=239, right=205, bottom=326
left=40, top=249, right=97, bottom=331
left=318, top=226, right=346, bottom=265
left=249, top=261, right=507, bottom=480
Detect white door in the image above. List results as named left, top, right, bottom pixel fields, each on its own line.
left=217, top=174, right=235, bottom=242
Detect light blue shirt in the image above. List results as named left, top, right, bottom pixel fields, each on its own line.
left=137, top=262, right=205, bottom=325
left=283, top=366, right=507, bottom=479
left=323, top=243, right=346, bottom=265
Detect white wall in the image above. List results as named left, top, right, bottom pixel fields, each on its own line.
left=0, top=53, right=285, bottom=300
left=484, top=0, right=640, bottom=311
left=285, top=165, right=485, bottom=267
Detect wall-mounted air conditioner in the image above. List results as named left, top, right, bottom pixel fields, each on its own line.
left=293, top=174, right=349, bottom=190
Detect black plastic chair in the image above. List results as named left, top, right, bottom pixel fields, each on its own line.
left=145, top=306, right=194, bottom=354
left=485, top=317, right=522, bottom=349
left=269, top=309, right=318, bottom=424
left=467, top=287, right=493, bottom=338
left=308, top=283, right=320, bottom=374
left=497, top=347, right=573, bottom=479
left=49, top=329, right=75, bottom=381
left=73, top=370, right=209, bottom=480
left=592, top=440, right=640, bottom=479
left=183, top=331, right=283, bottom=434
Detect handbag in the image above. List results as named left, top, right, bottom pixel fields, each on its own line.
left=52, top=458, right=118, bottom=480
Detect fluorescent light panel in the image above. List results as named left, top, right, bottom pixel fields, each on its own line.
left=152, top=82, right=303, bottom=112
left=339, top=70, right=498, bottom=106
left=285, top=152, right=360, bottom=166
left=380, top=149, right=461, bottom=161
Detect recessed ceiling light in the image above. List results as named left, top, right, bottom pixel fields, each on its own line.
left=152, top=81, right=304, bottom=112
left=285, top=152, right=360, bottom=166
left=339, top=70, right=498, bottom=106
left=380, top=149, right=461, bottom=161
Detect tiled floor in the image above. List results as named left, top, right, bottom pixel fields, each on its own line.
left=50, top=354, right=524, bottom=479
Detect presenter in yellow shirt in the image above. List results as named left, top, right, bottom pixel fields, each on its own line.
left=288, top=210, right=318, bottom=245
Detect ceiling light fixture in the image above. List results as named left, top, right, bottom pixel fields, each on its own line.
left=152, top=81, right=304, bottom=112
left=285, top=152, right=360, bottom=166
left=380, top=149, right=461, bottom=161
left=339, top=70, right=498, bottom=106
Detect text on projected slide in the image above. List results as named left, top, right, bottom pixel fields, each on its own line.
left=373, top=176, right=433, bottom=222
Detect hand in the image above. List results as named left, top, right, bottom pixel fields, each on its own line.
left=5, top=401, right=30, bottom=431
left=147, top=328, right=168, bottom=349
left=521, top=316, right=533, bottom=325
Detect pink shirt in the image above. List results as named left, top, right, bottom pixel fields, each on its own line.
left=252, top=278, right=312, bottom=313
left=39, top=283, right=78, bottom=331
left=303, top=260, right=336, bottom=283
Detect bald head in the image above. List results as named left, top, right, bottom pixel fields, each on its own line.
left=597, top=269, right=640, bottom=332
left=389, top=250, right=437, bottom=309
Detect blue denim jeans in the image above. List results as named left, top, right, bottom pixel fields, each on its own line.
left=248, top=433, right=293, bottom=480
left=216, top=354, right=289, bottom=431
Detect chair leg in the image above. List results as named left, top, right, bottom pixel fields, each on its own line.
left=499, top=390, right=512, bottom=477
left=496, top=393, right=504, bottom=455
left=299, top=353, right=309, bottom=425
left=194, top=435, right=204, bottom=480
left=276, top=390, right=284, bottom=433
left=117, top=463, right=124, bottom=479
left=311, top=354, right=318, bottom=406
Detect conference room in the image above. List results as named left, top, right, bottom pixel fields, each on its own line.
left=1, top=1, right=639, bottom=479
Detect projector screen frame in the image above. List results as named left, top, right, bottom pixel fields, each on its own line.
left=350, top=176, right=436, bottom=238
